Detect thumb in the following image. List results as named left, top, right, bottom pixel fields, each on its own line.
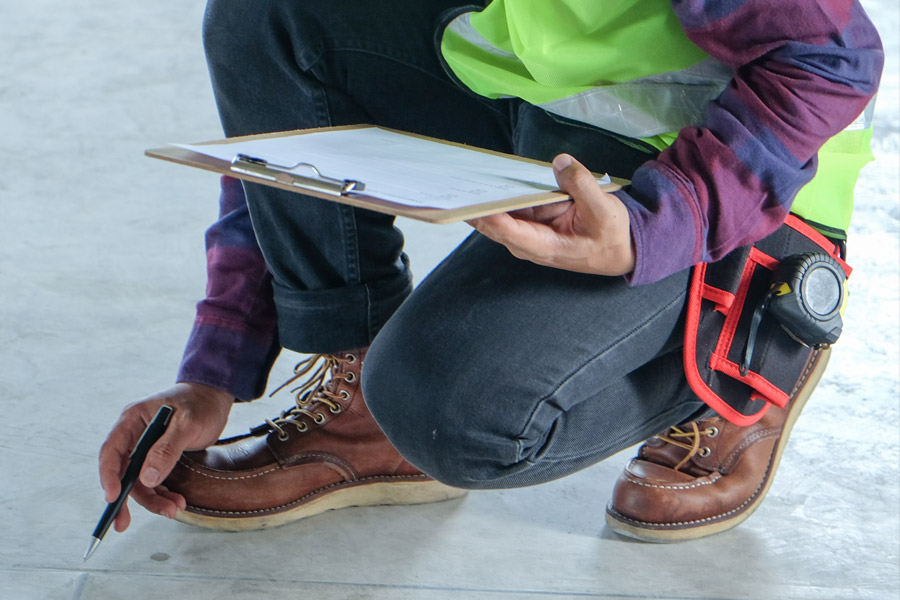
left=552, top=154, right=599, bottom=202
left=139, top=428, right=185, bottom=488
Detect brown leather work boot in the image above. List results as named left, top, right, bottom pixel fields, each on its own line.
left=164, top=348, right=464, bottom=531
left=605, top=348, right=831, bottom=542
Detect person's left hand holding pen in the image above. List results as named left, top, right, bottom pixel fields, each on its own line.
left=96, top=383, right=234, bottom=533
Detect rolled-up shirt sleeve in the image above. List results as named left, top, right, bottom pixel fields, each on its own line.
left=617, top=0, right=883, bottom=285
left=177, top=176, right=280, bottom=401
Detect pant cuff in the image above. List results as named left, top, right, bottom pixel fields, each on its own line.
left=271, top=269, right=413, bottom=354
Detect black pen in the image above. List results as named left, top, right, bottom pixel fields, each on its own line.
left=84, top=404, right=174, bottom=561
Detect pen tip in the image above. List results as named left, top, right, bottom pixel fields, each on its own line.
left=83, top=537, right=101, bottom=562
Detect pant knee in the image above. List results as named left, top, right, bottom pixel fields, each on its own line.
left=362, top=334, right=520, bottom=490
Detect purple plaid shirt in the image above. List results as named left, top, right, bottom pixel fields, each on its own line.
left=177, top=0, right=883, bottom=400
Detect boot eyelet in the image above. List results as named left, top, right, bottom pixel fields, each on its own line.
left=706, top=426, right=719, bottom=438
left=344, top=371, right=357, bottom=383
left=313, top=412, right=327, bottom=425
left=296, top=422, right=309, bottom=433
left=340, top=390, right=350, bottom=400
left=345, top=353, right=357, bottom=364
left=699, top=447, right=711, bottom=457
left=329, top=404, right=343, bottom=414
left=278, top=432, right=289, bottom=442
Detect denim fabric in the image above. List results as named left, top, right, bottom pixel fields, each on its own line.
left=203, top=0, right=707, bottom=488
left=365, top=234, right=709, bottom=488
left=203, top=0, right=512, bottom=353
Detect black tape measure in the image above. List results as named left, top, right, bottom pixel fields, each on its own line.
left=769, top=252, right=848, bottom=348
left=742, top=252, right=847, bottom=375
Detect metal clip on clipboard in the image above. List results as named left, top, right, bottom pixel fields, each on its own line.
left=230, top=154, right=365, bottom=196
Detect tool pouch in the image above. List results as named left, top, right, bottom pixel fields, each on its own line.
left=684, top=215, right=851, bottom=425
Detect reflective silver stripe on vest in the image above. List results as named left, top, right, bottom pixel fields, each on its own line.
left=446, top=12, right=518, bottom=61
left=541, top=58, right=732, bottom=138
left=844, top=97, right=876, bottom=131
left=445, top=12, right=733, bottom=138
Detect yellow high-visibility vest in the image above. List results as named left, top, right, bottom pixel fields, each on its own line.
left=439, top=0, right=874, bottom=235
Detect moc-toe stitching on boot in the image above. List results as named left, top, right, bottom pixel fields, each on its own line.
left=177, top=457, right=281, bottom=481
left=609, top=464, right=774, bottom=529
left=609, top=444, right=778, bottom=529
left=621, top=470, right=721, bottom=491
left=606, top=480, right=762, bottom=528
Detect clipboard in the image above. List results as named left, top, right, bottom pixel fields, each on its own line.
left=146, top=125, right=625, bottom=224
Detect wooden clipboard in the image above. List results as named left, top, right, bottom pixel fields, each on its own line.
left=146, top=125, right=624, bottom=224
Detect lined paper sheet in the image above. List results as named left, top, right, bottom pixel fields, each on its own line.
left=175, top=128, right=610, bottom=210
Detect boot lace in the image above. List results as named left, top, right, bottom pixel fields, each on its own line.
left=263, top=353, right=357, bottom=441
left=655, top=421, right=720, bottom=471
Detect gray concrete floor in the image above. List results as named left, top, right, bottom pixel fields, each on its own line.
left=2, top=1, right=898, bottom=599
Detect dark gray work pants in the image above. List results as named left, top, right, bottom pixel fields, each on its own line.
left=202, top=0, right=706, bottom=488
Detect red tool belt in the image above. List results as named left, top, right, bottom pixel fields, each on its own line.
left=684, top=214, right=851, bottom=426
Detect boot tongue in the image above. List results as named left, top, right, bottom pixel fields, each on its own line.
left=639, top=433, right=713, bottom=477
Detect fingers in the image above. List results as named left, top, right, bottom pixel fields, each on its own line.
left=523, top=201, right=573, bottom=224
left=98, top=404, right=163, bottom=533
left=98, top=446, right=125, bottom=504
left=552, top=154, right=605, bottom=209
left=96, top=384, right=233, bottom=533
left=507, top=200, right=571, bottom=223
left=112, top=483, right=186, bottom=533
left=99, top=410, right=143, bottom=503
left=138, top=424, right=186, bottom=489
left=130, top=482, right=186, bottom=520
left=550, top=153, right=636, bottom=274
left=156, top=485, right=188, bottom=512
left=113, top=499, right=131, bottom=533
left=467, top=213, right=554, bottom=262
left=97, top=399, right=187, bottom=526
left=468, top=152, right=635, bottom=275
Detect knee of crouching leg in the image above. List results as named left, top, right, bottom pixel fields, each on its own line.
left=407, top=431, right=507, bottom=490
left=362, top=342, right=510, bottom=490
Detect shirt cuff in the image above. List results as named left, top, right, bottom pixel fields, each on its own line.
left=177, top=318, right=280, bottom=402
